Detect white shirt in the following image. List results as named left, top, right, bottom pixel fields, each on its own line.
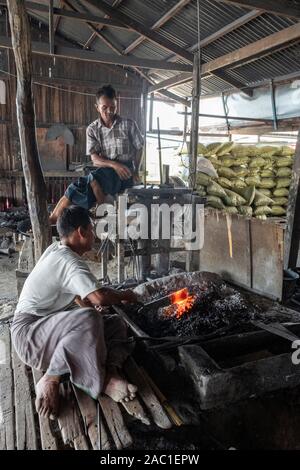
left=16, top=242, right=99, bottom=316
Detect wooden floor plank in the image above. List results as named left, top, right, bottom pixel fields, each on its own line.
left=121, top=397, right=151, bottom=426
left=0, top=324, right=14, bottom=450
left=73, top=386, right=111, bottom=450
left=99, top=395, right=133, bottom=449
left=124, top=358, right=172, bottom=430
left=58, top=382, right=89, bottom=449
left=12, top=346, right=37, bottom=449
left=32, top=369, right=59, bottom=450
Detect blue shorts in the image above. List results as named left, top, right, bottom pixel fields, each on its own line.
left=65, top=163, right=133, bottom=210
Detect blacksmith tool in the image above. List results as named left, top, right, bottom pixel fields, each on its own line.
left=137, top=288, right=189, bottom=314
left=251, top=320, right=300, bottom=343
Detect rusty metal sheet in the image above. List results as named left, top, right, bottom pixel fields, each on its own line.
left=199, top=209, right=252, bottom=289
left=250, top=218, right=284, bottom=300
left=36, top=128, right=67, bottom=171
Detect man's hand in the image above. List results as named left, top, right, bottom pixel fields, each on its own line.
left=86, top=287, right=138, bottom=308
left=112, top=162, right=132, bottom=180
left=132, top=172, right=141, bottom=185
left=121, top=289, right=138, bottom=304
left=75, top=295, right=93, bottom=308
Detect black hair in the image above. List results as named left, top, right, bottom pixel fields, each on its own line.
left=56, top=205, right=91, bottom=238
left=96, top=84, right=117, bottom=102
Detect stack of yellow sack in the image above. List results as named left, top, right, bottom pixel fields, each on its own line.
left=195, top=143, right=294, bottom=219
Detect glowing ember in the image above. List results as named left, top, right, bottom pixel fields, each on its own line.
left=164, top=288, right=197, bottom=319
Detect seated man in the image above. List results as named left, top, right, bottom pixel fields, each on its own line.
left=11, top=205, right=138, bottom=419
left=49, top=85, right=144, bottom=224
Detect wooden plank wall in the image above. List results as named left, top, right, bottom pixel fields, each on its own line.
left=0, top=50, right=143, bottom=205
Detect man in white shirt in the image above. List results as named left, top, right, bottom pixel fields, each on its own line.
left=11, top=205, right=138, bottom=419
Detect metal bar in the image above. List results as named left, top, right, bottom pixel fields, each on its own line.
left=141, top=81, right=148, bottom=187
left=178, top=111, right=273, bottom=123
left=49, top=0, right=54, bottom=55
left=284, top=130, right=300, bottom=269
left=189, top=53, right=200, bottom=190
left=149, top=93, right=154, bottom=133
left=251, top=320, right=300, bottom=342
left=221, top=92, right=231, bottom=138
left=270, top=79, right=278, bottom=131
left=117, top=195, right=125, bottom=283
left=157, top=117, right=163, bottom=185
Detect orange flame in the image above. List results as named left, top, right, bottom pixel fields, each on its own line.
left=165, top=288, right=196, bottom=319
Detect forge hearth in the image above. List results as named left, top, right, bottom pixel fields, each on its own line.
left=121, top=272, right=300, bottom=409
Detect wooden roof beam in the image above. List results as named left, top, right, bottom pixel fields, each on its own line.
left=0, top=35, right=192, bottom=71
left=86, top=0, right=193, bottom=62
left=149, top=23, right=300, bottom=92
left=81, top=0, right=124, bottom=50
left=86, top=1, right=248, bottom=95
left=0, top=0, right=127, bottom=28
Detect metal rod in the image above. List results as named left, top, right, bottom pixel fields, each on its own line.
left=178, top=111, right=273, bottom=123
left=270, top=79, right=278, bottom=131
left=142, top=81, right=148, bottom=187
left=157, top=117, right=163, bottom=184
left=49, top=0, right=54, bottom=55
left=149, top=93, right=154, bottom=132
left=221, top=92, right=231, bottom=139
left=189, top=52, right=200, bottom=190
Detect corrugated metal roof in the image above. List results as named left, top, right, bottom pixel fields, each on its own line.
left=15, top=0, right=300, bottom=99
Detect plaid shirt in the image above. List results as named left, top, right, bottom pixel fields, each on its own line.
left=86, top=115, right=144, bottom=164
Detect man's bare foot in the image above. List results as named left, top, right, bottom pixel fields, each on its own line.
left=104, top=372, right=137, bottom=403
left=35, top=375, right=60, bottom=420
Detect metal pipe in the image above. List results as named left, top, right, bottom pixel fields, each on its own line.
left=270, top=79, right=278, bottom=131
left=178, top=111, right=273, bottom=123
left=157, top=117, right=163, bottom=184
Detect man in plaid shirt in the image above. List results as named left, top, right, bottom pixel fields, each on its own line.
left=49, top=85, right=144, bottom=223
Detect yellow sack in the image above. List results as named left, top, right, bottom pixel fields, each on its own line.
left=257, top=178, right=276, bottom=189
left=217, top=177, right=233, bottom=189
left=272, top=197, right=288, bottom=206
left=270, top=206, right=286, bottom=216
left=196, top=172, right=212, bottom=186
left=216, top=142, right=235, bottom=156
left=206, top=196, right=225, bottom=210
left=223, top=189, right=247, bottom=207
left=254, top=206, right=272, bottom=216
left=218, top=167, right=236, bottom=178
left=207, top=181, right=227, bottom=198
left=273, top=188, right=289, bottom=197
left=276, top=178, right=291, bottom=189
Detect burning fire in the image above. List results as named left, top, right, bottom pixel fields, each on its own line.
left=166, top=288, right=196, bottom=319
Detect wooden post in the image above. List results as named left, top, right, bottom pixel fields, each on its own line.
left=189, top=52, right=200, bottom=189
left=7, top=0, right=51, bottom=261
left=284, top=130, right=300, bottom=269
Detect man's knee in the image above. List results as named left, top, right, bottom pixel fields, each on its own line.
left=75, top=307, right=103, bottom=329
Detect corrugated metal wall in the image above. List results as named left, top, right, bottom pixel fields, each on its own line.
left=0, top=50, right=143, bottom=207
